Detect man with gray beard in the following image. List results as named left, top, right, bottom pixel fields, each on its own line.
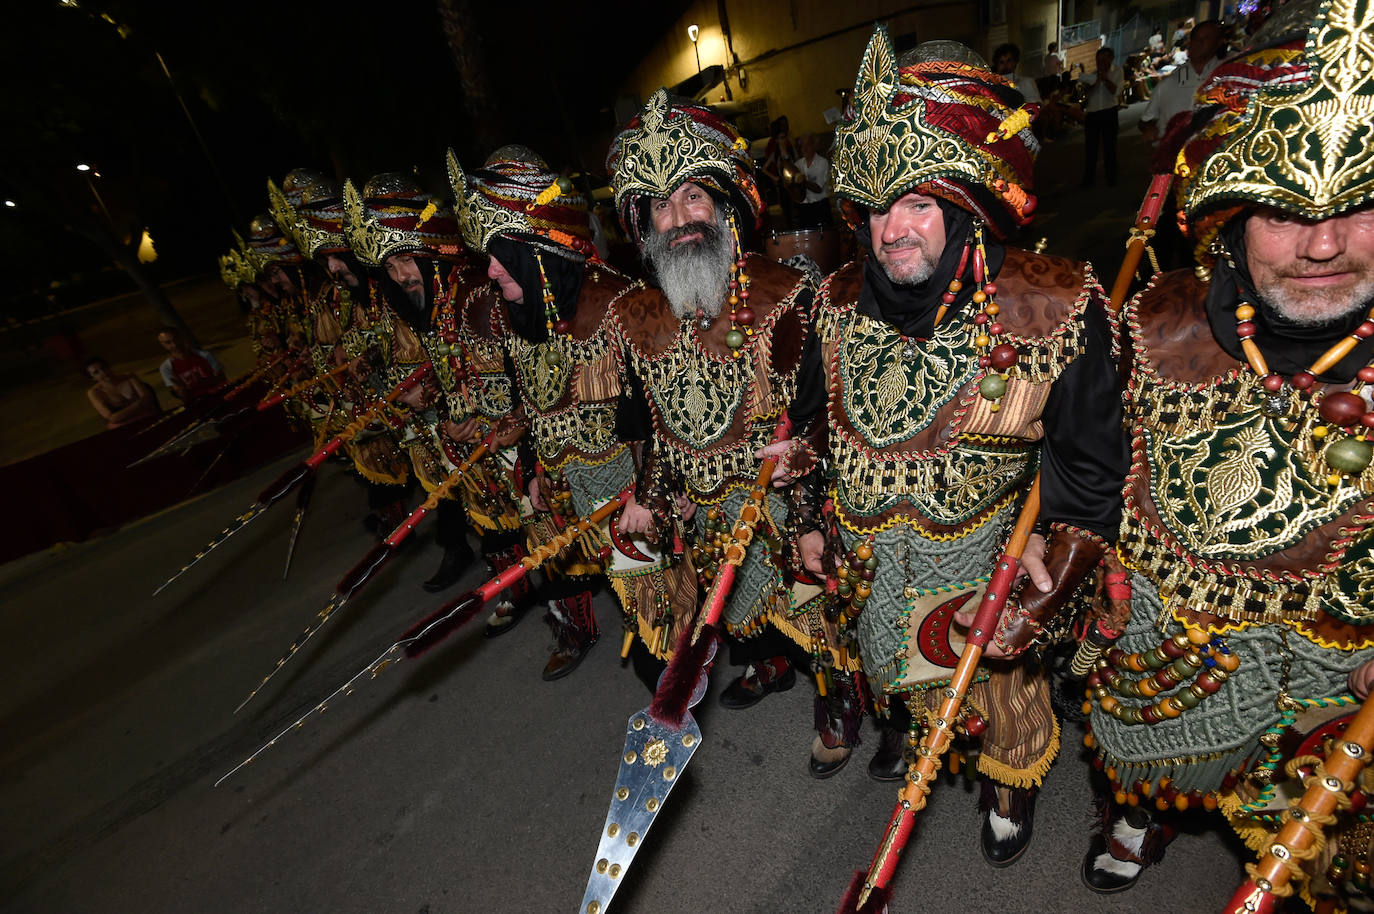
left=607, top=91, right=869, bottom=777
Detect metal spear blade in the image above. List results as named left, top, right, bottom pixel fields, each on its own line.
left=579, top=709, right=702, bottom=914
left=152, top=502, right=268, bottom=596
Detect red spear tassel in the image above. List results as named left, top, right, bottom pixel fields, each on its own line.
left=649, top=611, right=719, bottom=727
left=399, top=589, right=488, bottom=657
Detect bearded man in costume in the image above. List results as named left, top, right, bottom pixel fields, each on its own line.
left=453, top=146, right=697, bottom=680
left=607, top=91, right=863, bottom=774
left=789, top=32, right=1126, bottom=862
left=271, top=169, right=414, bottom=535
left=1081, top=4, right=1374, bottom=905
left=345, top=173, right=531, bottom=612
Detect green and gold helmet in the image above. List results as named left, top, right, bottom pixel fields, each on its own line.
left=1177, top=0, right=1374, bottom=260
left=830, top=27, right=1039, bottom=238
left=449, top=146, right=592, bottom=259
left=606, top=89, right=761, bottom=244
left=342, top=172, right=462, bottom=267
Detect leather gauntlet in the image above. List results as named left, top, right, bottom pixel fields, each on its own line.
left=994, top=523, right=1108, bottom=657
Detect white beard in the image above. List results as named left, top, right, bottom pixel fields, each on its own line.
left=644, top=207, right=735, bottom=320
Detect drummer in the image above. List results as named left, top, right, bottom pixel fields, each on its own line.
left=794, top=133, right=833, bottom=228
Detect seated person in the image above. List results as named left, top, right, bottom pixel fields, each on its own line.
left=86, top=357, right=161, bottom=429
left=156, top=327, right=225, bottom=402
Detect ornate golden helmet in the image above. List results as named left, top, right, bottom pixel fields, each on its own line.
left=342, top=172, right=462, bottom=267
left=449, top=147, right=592, bottom=259
left=245, top=209, right=305, bottom=271
left=830, top=27, right=1039, bottom=238
left=217, top=246, right=255, bottom=290
left=1178, top=0, right=1374, bottom=258
left=605, top=88, right=761, bottom=243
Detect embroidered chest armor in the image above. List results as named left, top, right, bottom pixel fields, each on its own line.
left=505, top=263, right=631, bottom=470
left=1122, top=271, right=1374, bottom=638
left=612, top=255, right=813, bottom=503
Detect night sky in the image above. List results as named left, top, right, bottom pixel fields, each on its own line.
left=1, top=0, right=688, bottom=305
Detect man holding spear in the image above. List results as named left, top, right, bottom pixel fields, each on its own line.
left=1080, top=2, right=1374, bottom=905
left=798, top=31, right=1126, bottom=891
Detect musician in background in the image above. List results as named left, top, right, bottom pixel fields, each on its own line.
left=793, top=133, right=833, bottom=228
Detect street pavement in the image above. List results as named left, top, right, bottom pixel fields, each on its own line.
left=2, top=105, right=1264, bottom=914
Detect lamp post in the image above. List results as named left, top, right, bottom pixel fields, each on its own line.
left=77, top=163, right=115, bottom=228
left=688, top=24, right=701, bottom=76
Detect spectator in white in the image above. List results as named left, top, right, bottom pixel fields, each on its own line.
left=1079, top=47, right=1124, bottom=187
left=157, top=326, right=225, bottom=402
left=992, top=42, right=1042, bottom=103
left=1042, top=41, right=1064, bottom=79
left=1139, top=20, right=1226, bottom=144
left=792, top=133, right=832, bottom=228
left=86, top=357, right=161, bottom=429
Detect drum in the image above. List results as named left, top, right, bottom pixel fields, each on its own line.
left=765, top=227, right=844, bottom=274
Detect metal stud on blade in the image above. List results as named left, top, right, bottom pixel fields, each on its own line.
left=579, top=711, right=701, bottom=914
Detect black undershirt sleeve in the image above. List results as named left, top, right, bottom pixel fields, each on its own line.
left=1037, top=298, right=1129, bottom=541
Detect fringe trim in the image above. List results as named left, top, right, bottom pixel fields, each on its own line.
left=977, top=713, right=1060, bottom=789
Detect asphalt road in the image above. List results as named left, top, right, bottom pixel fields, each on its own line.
left=3, top=449, right=1250, bottom=914
left=2, top=105, right=1260, bottom=914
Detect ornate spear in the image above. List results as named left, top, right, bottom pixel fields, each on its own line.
left=837, top=175, right=1174, bottom=913
left=151, top=362, right=432, bottom=597
left=579, top=415, right=792, bottom=914
left=255, top=360, right=354, bottom=412
left=1220, top=701, right=1374, bottom=914
left=215, top=486, right=635, bottom=785
left=233, top=434, right=495, bottom=712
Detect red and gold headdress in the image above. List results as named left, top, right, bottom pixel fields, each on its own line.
left=342, top=172, right=462, bottom=267
left=448, top=147, right=593, bottom=259
left=831, top=28, right=1039, bottom=238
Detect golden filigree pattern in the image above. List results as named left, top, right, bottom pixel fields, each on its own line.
left=1185, top=0, right=1374, bottom=220
left=447, top=149, right=535, bottom=252
left=641, top=329, right=744, bottom=449
left=610, top=89, right=738, bottom=208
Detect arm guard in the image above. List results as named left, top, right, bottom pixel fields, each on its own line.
left=994, top=522, right=1108, bottom=657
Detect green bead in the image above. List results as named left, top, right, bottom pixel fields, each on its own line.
left=1176, top=688, right=1202, bottom=708
left=1326, top=437, right=1374, bottom=474
left=724, top=329, right=746, bottom=349
left=978, top=374, right=1007, bottom=400
left=543, top=348, right=563, bottom=367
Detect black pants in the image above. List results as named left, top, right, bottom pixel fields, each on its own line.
left=1083, top=107, right=1119, bottom=186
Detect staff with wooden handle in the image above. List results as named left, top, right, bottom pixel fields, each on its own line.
left=839, top=175, right=1174, bottom=913
left=1221, top=701, right=1374, bottom=914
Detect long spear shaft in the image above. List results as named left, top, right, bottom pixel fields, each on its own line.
left=1220, top=700, right=1374, bottom=914
left=216, top=486, right=633, bottom=784
left=233, top=437, right=494, bottom=713
left=840, top=174, right=1174, bottom=913
left=151, top=363, right=432, bottom=596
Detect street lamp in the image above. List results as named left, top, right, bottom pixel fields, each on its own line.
left=688, top=24, right=701, bottom=76
left=77, top=162, right=114, bottom=227
left=76, top=163, right=92, bottom=172
left=3, top=200, right=16, bottom=208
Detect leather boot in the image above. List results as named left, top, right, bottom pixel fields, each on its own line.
left=543, top=591, right=599, bottom=681
left=979, top=779, right=1037, bottom=867
left=868, top=721, right=910, bottom=782
left=422, top=542, right=475, bottom=592
left=719, top=656, right=795, bottom=709
left=810, top=670, right=862, bottom=779
left=1081, top=804, right=1173, bottom=893
left=482, top=545, right=534, bottom=637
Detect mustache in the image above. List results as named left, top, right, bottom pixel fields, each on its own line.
left=661, top=220, right=719, bottom=247
left=880, top=237, right=923, bottom=254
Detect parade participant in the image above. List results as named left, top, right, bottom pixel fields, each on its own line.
left=244, top=212, right=314, bottom=365
left=1081, top=4, right=1374, bottom=904
left=85, top=357, right=160, bottom=428
left=345, top=173, right=529, bottom=607
left=454, top=146, right=696, bottom=679
left=606, top=91, right=857, bottom=774
left=273, top=170, right=415, bottom=533
left=795, top=31, right=1125, bottom=859
left=156, top=326, right=226, bottom=402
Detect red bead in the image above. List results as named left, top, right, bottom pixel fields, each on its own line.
left=941, top=292, right=957, bottom=304
left=1092, top=756, right=1105, bottom=771
left=1188, top=791, right=1203, bottom=809
left=735, top=308, right=754, bottom=327
left=727, top=280, right=739, bottom=290
left=1352, top=791, right=1368, bottom=814
left=1359, top=367, right=1374, bottom=383
left=1161, top=639, right=1185, bottom=659
left=964, top=713, right=987, bottom=736
left=1087, top=671, right=1102, bottom=688
left=983, top=282, right=997, bottom=295
left=1106, top=648, right=1126, bottom=666
left=1196, top=672, right=1221, bottom=693
left=738, top=289, right=749, bottom=300
left=973, top=313, right=989, bottom=324
left=990, top=344, right=1018, bottom=370
left=1293, top=372, right=1316, bottom=390
left=1362, top=413, right=1374, bottom=429
left=1357, top=321, right=1374, bottom=339
left=989, top=323, right=1005, bottom=335
left=1140, top=705, right=1160, bottom=724
left=978, top=356, right=992, bottom=367
left=1263, top=374, right=1286, bottom=392
left=1236, top=321, right=1257, bottom=339
left=1320, top=391, right=1367, bottom=426
left=1220, top=772, right=1238, bottom=791
left=553, top=320, right=570, bottom=335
